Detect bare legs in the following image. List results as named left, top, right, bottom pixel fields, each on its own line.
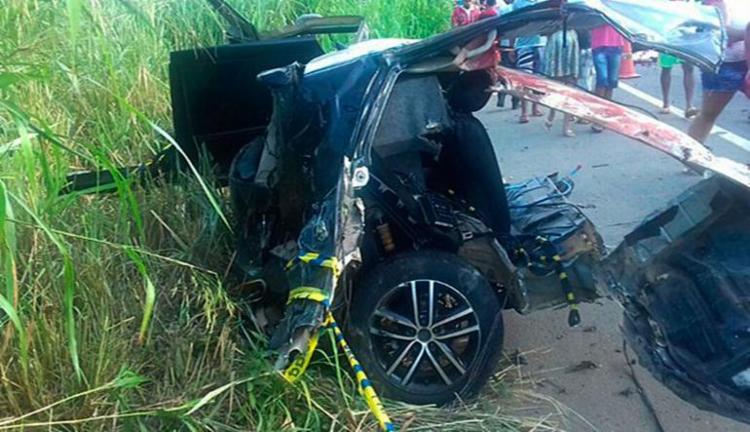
left=661, top=64, right=697, bottom=116
left=545, top=77, right=576, bottom=136
left=595, top=86, right=614, bottom=100
left=591, top=86, right=613, bottom=132
left=661, top=68, right=672, bottom=114
left=688, top=91, right=735, bottom=144
left=546, top=110, right=574, bottom=137
left=519, top=101, right=543, bottom=123
left=683, top=64, right=696, bottom=115
left=660, top=67, right=672, bottom=112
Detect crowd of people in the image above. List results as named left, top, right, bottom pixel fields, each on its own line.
left=451, top=0, right=749, bottom=145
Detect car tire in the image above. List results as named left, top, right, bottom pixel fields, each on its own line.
left=347, top=250, right=504, bottom=405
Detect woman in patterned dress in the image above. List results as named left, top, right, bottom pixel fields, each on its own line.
left=542, top=29, right=579, bottom=137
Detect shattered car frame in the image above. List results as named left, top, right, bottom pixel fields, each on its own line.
left=66, top=0, right=750, bottom=425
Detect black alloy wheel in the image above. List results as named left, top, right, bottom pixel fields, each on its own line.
left=348, top=251, right=504, bottom=405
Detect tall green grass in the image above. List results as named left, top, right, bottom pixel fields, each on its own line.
left=0, top=0, right=563, bottom=430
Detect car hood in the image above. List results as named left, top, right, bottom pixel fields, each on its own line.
left=495, top=66, right=750, bottom=189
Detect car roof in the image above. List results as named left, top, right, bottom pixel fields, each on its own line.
left=305, top=38, right=416, bottom=74
left=306, top=0, right=724, bottom=75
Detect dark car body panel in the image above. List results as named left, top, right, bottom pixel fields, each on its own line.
left=169, top=37, right=324, bottom=175
left=606, top=177, right=750, bottom=423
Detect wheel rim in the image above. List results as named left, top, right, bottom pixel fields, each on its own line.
left=368, top=279, right=482, bottom=394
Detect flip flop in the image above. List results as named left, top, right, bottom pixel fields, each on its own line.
left=519, top=115, right=530, bottom=124
left=685, top=107, right=699, bottom=119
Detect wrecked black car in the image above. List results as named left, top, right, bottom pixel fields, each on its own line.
left=66, top=0, right=750, bottom=425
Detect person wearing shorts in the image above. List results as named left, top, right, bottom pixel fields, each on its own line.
left=688, top=0, right=749, bottom=144
left=591, top=25, right=624, bottom=98
left=659, top=53, right=697, bottom=118
left=688, top=61, right=748, bottom=143
left=590, top=24, right=624, bottom=131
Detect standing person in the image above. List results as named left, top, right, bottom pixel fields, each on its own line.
left=469, top=0, right=482, bottom=22
left=476, top=0, right=498, bottom=20
left=659, top=0, right=697, bottom=120
left=451, top=0, right=473, bottom=28
left=590, top=24, right=625, bottom=131
left=512, top=0, right=546, bottom=123
left=688, top=0, right=749, bottom=144
left=497, top=0, right=519, bottom=108
left=577, top=29, right=594, bottom=92
left=543, top=29, right=580, bottom=137
left=659, top=52, right=697, bottom=117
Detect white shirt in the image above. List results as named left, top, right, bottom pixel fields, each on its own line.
left=718, top=0, right=749, bottom=62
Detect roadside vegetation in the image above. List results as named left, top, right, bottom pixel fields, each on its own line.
left=0, top=1, right=560, bottom=430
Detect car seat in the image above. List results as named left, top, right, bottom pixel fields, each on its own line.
left=443, top=70, right=511, bottom=236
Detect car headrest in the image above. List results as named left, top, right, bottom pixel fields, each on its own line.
left=446, top=70, right=493, bottom=114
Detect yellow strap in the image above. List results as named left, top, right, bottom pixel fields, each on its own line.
left=282, top=287, right=329, bottom=382
left=287, top=287, right=329, bottom=305
left=318, top=259, right=342, bottom=278
left=327, top=312, right=394, bottom=431
left=282, top=329, right=321, bottom=383
left=282, top=289, right=394, bottom=430
left=286, top=253, right=342, bottom=278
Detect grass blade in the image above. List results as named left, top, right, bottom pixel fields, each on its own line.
left=124, top=248, right=156, bottom=346
left=0, top=180, right=28, bottom=382
left=9, top=192, right=83, bottom=381
left=66, top=0, right=82, bottom=49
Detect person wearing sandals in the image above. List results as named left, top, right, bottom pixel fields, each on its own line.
left=496, top=0, right=520, bottom=109
left=659, top=0, right=698, bottom=119
left=542, top=29, right=579, bottom=137
left=688, top=0, right=749, bottom=144
left=590, top=24, right=625, bottom=132
left=512, top=0, right=546, bottom=123
left=659, top=52, right=698, bottom=118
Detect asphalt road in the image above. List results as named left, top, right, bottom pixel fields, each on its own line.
left=478, top=63, right=750, bottom=432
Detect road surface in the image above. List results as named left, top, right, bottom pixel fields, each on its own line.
left=478, top=63, right=750, bottom=432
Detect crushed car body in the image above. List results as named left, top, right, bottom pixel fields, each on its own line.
left=63, top=0, right=750, bottom=426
